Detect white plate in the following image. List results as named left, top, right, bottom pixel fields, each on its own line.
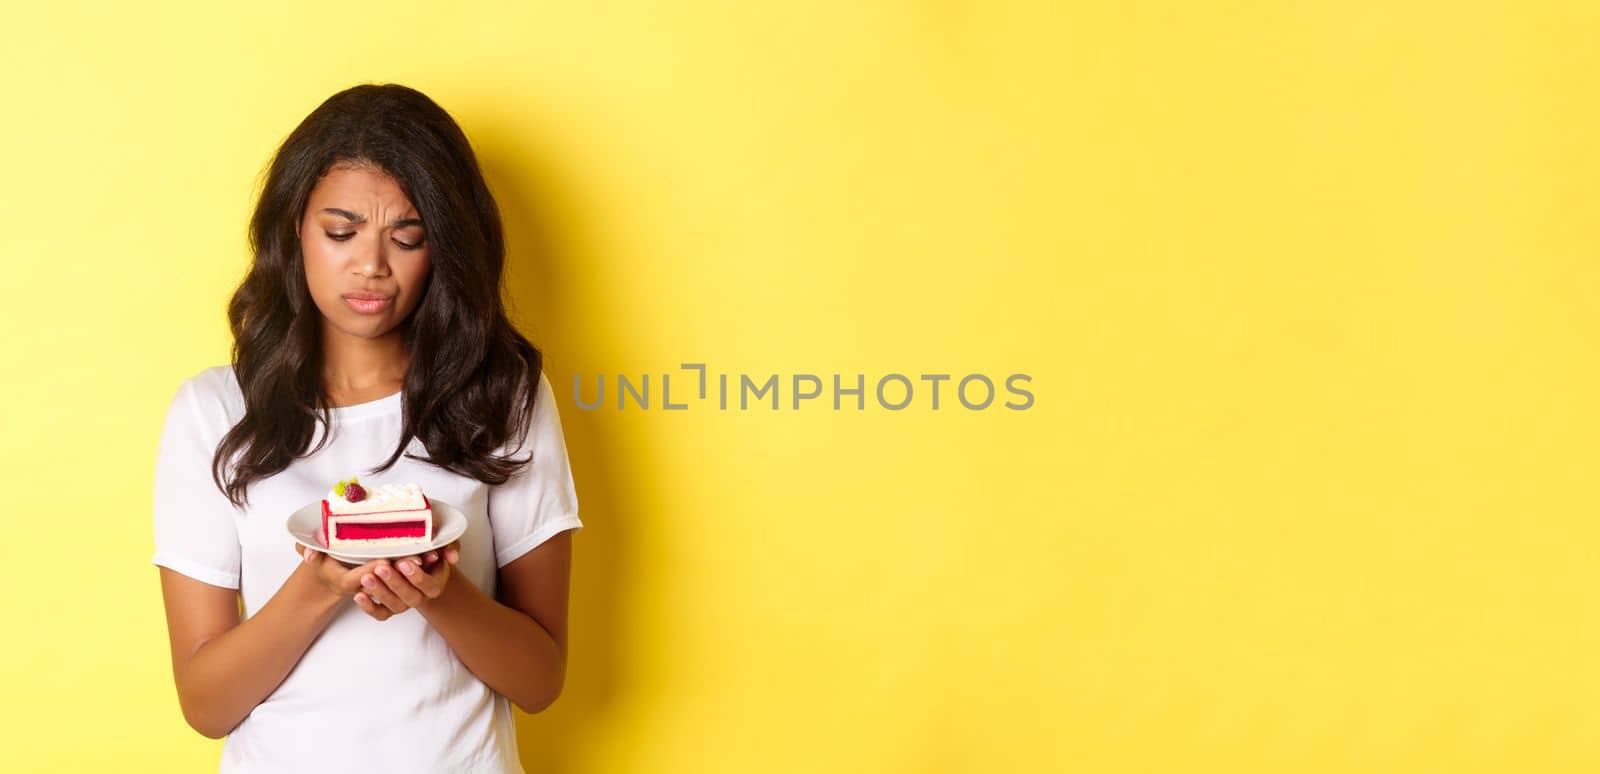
left=286, top=497, right=467, bottom=565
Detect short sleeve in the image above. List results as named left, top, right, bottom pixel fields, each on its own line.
left=150, top=374, right=242, bottom=589
left=488, top=369, right=583, bottom=568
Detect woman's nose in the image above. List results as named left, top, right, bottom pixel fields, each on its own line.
left=353, top=238, right=391, bottom=277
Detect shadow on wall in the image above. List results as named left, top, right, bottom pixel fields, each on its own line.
left=473, top=127, right=635, bottom=772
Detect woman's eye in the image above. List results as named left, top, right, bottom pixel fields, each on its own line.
left=395, top=240, right=424, bottom=251
left=325, top=232, right=355, bottom=241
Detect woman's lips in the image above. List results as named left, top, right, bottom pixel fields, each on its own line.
left=343, top=295, right=392, bottom=314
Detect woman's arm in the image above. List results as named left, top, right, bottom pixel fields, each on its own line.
left=157, top=552, right=359, bottom=738
left=371, top=529, right=574, bottom=713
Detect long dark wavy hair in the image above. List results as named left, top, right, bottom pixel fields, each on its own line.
left=213, top=82, right=543, bottom=509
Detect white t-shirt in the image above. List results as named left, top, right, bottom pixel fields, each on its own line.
left=150, top=364, right=582, bottom=773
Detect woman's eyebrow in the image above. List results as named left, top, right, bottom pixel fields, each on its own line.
left=320, top=207, right=423, bottom=227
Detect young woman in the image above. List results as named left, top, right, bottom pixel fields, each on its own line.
left=151, top=83, right=582, bottom=773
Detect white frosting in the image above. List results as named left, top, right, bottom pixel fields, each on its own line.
left=328, top=481, right=426, bottom=515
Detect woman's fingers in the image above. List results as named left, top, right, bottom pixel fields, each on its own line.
left=340, top=560, right=412, bottom=618
left=294, top=549, right=417, bottom=619
left=299, top=544, right=328, bottom=568
left=375, top=561, right=429, bottom=607
left=335, top=559, right=384, bottom=595
left=361, top=566, right=412, bottom=612
left=395, top=557, right=447, bottom=600
left=399, top=550, right=440, bottom=572
left=305, top=549, right=457, bottom=615
left=353, top=591, right=392, bottom=621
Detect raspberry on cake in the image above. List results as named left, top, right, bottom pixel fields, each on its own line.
left=321, top=477, right=434, bottom=552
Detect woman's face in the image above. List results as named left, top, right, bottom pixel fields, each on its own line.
left=298, top=163, right=431, bottom=341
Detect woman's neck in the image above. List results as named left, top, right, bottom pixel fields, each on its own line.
left=321, top=325, right=410, bottom=395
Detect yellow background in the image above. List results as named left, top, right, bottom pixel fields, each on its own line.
left=2, top=1, right=1595, bottom=771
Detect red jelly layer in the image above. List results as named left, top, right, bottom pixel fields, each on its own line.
left=334, top=521, right=427, bottom=540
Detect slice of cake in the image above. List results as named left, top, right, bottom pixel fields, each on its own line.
left=321, top=476, right=434, bottom=552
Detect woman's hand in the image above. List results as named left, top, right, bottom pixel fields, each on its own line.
left=293, top=543, right=390, bottom=602
left=353, top=542, right=461, bottom=621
